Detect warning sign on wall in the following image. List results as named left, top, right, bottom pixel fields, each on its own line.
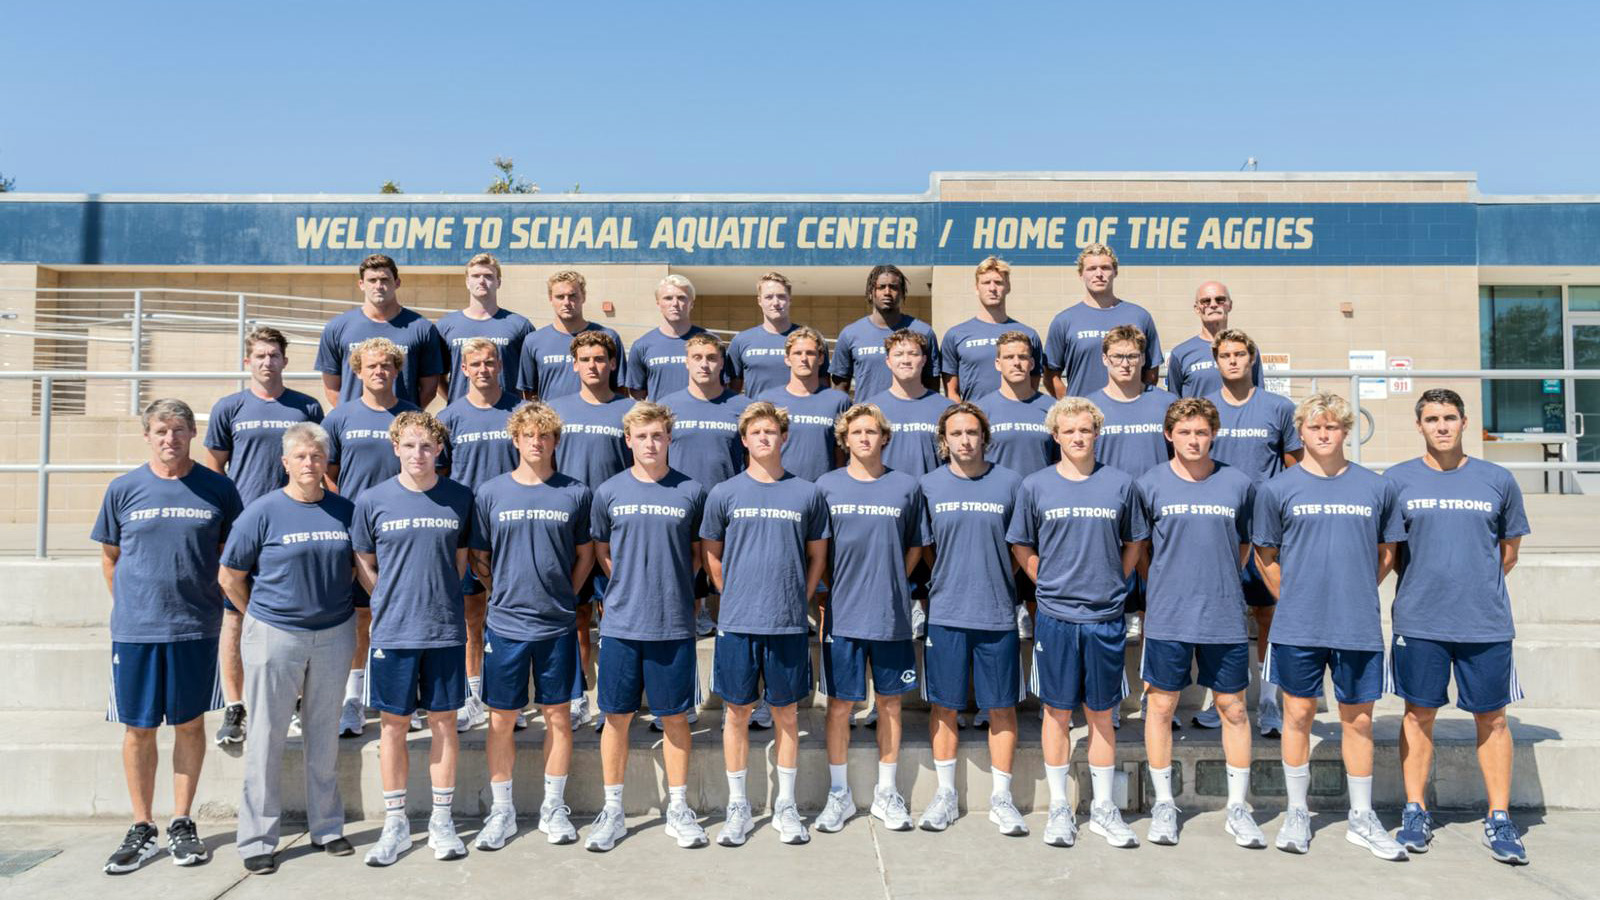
left=1261, top=352, right=1292, bottom=397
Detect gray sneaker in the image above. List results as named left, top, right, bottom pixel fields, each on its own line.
left=585, top=807, right=626, bottom=852
left=569, top=695, right=592, bottom=731
left=538, top=803, right=577, bottom=845
left=988, top=795, right=1028, bottom=836
left=815, top=788, right=855, bottom=833
left=1147, top=800, right=1180, bottom=845
left=455, top=694, right=487, bottom=733
left=1042, top=802, right=1077, bottom=847
left=717, top=800, right=753, bottom=847
left=911, top=603, right=928, bottom=640
left=1226, top=803, right=1267, bottom=848
left=917, top=787, right=959, bottom=832
left=1089, top=801, right=1139, bottom=848
left=1016, top=604, right=1033, bottom=640
left=695, top=608, right=716, bottom=637
left=364, top=816, right=412, bottom=867
left=427, top=812, right=466, bottom=860
left=871, top=785, right=913, bottom=831
left=215, top=703, right=246, bottom=746
left=1276, top=806, right=1312, bottom=854
left=475, top=806, right=516, bottom=850
left=1346, top=809, right=1408, bottom=861
left=750, top=700, right=773, bottom=729
left=665, top=804, right=709, bottom=848
left=338, top=698, right=365, bottom=737
left=772, top=801, right=810, bottom=844
left=1258, top=694, right=1283, bottom=738
left=1191, top=704, right=1221, bottom=729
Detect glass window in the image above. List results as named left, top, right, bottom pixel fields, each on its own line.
left=1571, top=286, right=1600, bottom=312
left=1480, top=286, right=1563, bottom=433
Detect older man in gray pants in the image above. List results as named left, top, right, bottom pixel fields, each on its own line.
left=220, top=423, right=359, bottom=873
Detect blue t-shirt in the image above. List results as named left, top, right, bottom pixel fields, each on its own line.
left=1042, top=301, right=1162, bottom=398
left=938, top=317, right=1043, bottom=400
left=920, top=464, right=1023, bottom=631
left=548, top=393, right=632, bottom=488
left=1129, top=463, right=1255, bottom=644
left=829, top=314, right=939, bottom=399
left=867, top=389, right=953, bottom=479
left=815, top=468, right=928, bottom=642
left=1250, top=464, right=1405, bottom=652
left=590, top=468, right=707, bottom=641
left=1093, top=387, right=1177, bottom=478
left=1387, top=458, right=1531, bottom=643
left=220, top=491, right=355, bottom=632
left=660, top=389, right=752, bottom=490
left=976, top=391, right=1058, bottom=476
left=728, top=324, right=827, bottom=399
left=1006, top=464, right=1136, bottom=624
left=470, top=472, right=593, bottom=642
left=324, top=398, right=421, bottom=500
left=699, top=472, right=830, bottom=636
left=1165, top=335, right=1263, bottom=398
left=437, top=393, right=521, bottom=492
left=758, top=386, right=851, bottom=482
left=1207, top=389, right=1302, bottom=483
left=92, top=464, right=244, bottom=643
left=350, top=477, right=474, bottom=649
left=314, top=306, right=446, bottom=406
left=517, top=322, right=627, bottom=401
left=204, top=388, right=325, bottom=505
left=625, top=325, right=710, bottom=400
left=436, top=308, right=534, bottom=404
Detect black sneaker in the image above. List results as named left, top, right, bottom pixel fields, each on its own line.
left=104, top=821, right=160, bottom=874
left=242, top=854, right=276, bottom=874
left=312, top=836, right=355, bottom=856
left=167, top=816, right=209, bottom=866
left=215, top=704, right=246, bottom=746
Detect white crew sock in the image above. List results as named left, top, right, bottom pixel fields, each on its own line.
left=431, top=785, right=454, bottom=817
left=382, top=789, right=405, bottom=820
left=345, top=669, right=365, bottom=704
left=1045, top=764, right=1070, bottom=806
left=1347, top=774, right=1374, bottom=814
left=934, top=758, right=956, bottom=792
left=877, top=761, right=897, bottom=792
left=1149, top=765, right=1174, bottom=804
left=777, top=765, right=797, bottom=805
left=667, top=784, right=688, bottom=810
left=467, top=676, right=483, bottom=701
left=543, top=773, right=567, bottom=808
left=829, top=763, right=849, bottom=793
left=489, top=779, right=513, bottom=809
left=1090, top=764, right=1116, bottom=808
left=992, top=768, right=1013, bottom=800
left=1226, top=765, right=1251, bottom=807
left=1284, top=763, right=1310, bottom=811
left=603, top=783, right=624, bottom=813
left=727, top=769, right=747, bottom=803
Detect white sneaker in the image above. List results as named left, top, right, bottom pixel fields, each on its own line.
left=538, top=803, right=577, bottom=845
left=1089, top=801, right=1139, bottom=848
left=717, top=800, right=754, bottom=847
left=1042, top=802, right=1077, bottom=847
left=772, top=801, right=809, bottom=844
left=917, top=787, right=959, bottom=832
left=911, top=603, right=928, bottom=640
left=871, top=785, right=913, bottom=831
left=665, top=804, right=709, bottom=848
left=695, top=608, right=716, bottom=637
left=1016, top=604, right=1033, bottom=640
left=1276, top=806, right=1312, bottom=854
left=859, top=706, right=878, bottom=728
left=815, top=788, right=854, bottom=833
left=338, top=698, right=365, bottom=737
left=1226, top=803, right=1267, bottom=849
left=514, top=711, right=528, bottom=731
left=585, top=806, right=626, bottom=852
left=456, top=694, right=487, bottom=733
left=1147, top=800, right=1180, bottom=845
left=989, top=795, right=1028, bottom=836
left=364, top=816, right=412, bottom=866
left=1191, top=703, right=1221, bottom=729
left=1258, top=694, right=1283, bottom=738
left=427, top=812, right=467, bottom=860
left=570, top=695, right=592, bottom=731
left=1125, top=612, right=1143, bottom=644
left=1346, top=809, right=1408, bottom=861
left=475, top=805, right=516, bottom=850
left=409, top=710, right=426, bottom=732
left=750, top=700, right=773, bottom=729
left=649, top=708, right=699, bottom=731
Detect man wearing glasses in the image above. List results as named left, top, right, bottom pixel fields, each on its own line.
left=1165, top=282, right=1261, bottom=399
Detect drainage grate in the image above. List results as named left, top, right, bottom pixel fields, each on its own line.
left=0, top=849, right=62, bottom=877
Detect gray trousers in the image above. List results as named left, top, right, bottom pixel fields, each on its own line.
left=237, top=614, right=357, bottom=859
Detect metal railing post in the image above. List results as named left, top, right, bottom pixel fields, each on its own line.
left=129, top=290, right=144, bottom=416
left=1348, top=374, right=1362, bottom=464
left=236, top=293, right=249, bottom=390
left=37, top=376, right=52, bottom=559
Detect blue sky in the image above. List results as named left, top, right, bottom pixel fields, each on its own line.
left=3, top=0, right=1596, bottom=195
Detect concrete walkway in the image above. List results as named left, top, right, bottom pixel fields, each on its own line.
left=1, top=811, right=1592, bottom=900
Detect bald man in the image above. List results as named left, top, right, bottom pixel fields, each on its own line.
left=1165, top=283, right=1262, bottom=398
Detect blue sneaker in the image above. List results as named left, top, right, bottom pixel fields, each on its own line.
left=1396, top=802, right=1434, bottom=853
left=1482, top=810, right=1527, bottom=865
